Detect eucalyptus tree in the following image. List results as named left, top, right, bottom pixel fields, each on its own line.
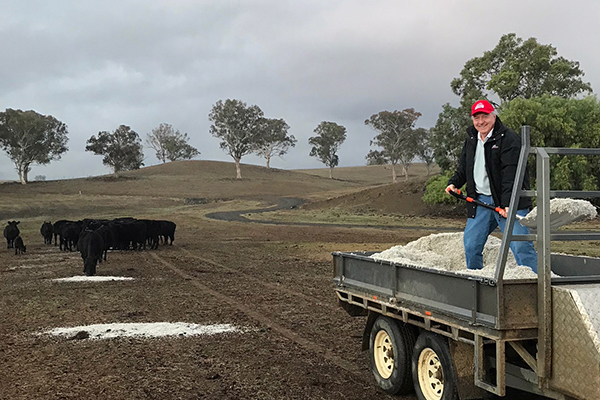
left=414, top=127, right=435, bottom=176
left=252, top=118, right=296, bottom=168
left=451, top=33, right=592, bottom=109
left=308, top=121, right=346, bottom=179
left=365, top=108, right=421, bottom=182
left=209, top=99, right=264, bottom=179
left=0, top=108, right=68, bottom=184
left=147, top=123, right=199, bottom=163
left=501, top=95, right=600, bottom=191
left=85, top=125, right=144, bottom=174
left=430, top=103, right=471, bottom=173
left=432, top=33, right=593, bottom=175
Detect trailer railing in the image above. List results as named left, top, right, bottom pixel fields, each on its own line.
left=493, top=126, right=600, bottom=389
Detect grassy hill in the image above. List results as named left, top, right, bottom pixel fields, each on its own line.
left=1, top=160, right=597, bottom=257
left=0, top=161, right=449, bottom=235
left=2, top=161, right=369, bottom=199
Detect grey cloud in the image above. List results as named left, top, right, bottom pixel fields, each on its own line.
left=1, top=0, right=599, bottom=179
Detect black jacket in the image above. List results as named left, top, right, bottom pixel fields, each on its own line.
left=448, top=117, right=532, bottom=218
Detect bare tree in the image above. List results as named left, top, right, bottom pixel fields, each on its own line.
left=252, top=118, right=296, bottom=168
left=146, top=123, right=199, bottom=163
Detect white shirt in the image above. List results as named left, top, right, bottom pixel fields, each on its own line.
left=474, top=129, right=492, bottom=196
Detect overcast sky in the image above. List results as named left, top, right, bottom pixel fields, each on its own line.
left=1, top=0, right=598, bottom=180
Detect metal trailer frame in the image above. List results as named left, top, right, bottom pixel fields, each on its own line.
left=333, top=126, right=600, bottom=399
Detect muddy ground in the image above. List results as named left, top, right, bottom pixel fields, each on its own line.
left=1, top=204, right=449, bottom=400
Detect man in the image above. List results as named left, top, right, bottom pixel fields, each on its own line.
left=446, top=100, right=537, bottom=272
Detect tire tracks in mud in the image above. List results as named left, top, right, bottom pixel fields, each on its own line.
left=149, top=251, right=367, bottom=379
left=177, top=247, right=333, bottom=309
left=205, top=196, right=461, bottom=231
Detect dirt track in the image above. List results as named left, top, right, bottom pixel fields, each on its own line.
left=1, top=205, right=439, bottom=400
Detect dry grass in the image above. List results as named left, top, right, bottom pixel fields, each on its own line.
left=241, top=209, right=463, bottom=229
left=295, top=163, right=439, bottom=185
left=1, top=159, right=598, bottom=256
left=3, top=160, right=374, bottom=200
left=0, top=160, right=428, bottom=223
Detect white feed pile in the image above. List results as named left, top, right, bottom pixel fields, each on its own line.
left=519, top=198, right=597, bottom=228
left=372, top=232, right=540, bottom=279
left=41, top=322, right=241, bottom=340
left=51, top=276, right=135, bottom=282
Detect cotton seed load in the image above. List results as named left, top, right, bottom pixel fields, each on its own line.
left=372, top=232, right=544, bottom=279
left=519, top=198, right=598, bottom=229
left=371, top=198, right=599, bottom=279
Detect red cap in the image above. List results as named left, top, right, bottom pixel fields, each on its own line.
left=471, top=100, right=494, bottom=115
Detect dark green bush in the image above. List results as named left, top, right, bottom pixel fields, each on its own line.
left=422, top=171, right=463, bottom=205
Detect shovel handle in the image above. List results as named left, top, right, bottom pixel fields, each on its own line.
left=448, top=189, right=504, bottom=213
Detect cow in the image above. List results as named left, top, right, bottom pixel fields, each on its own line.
left=140, top=219, right=161, bottom=250
left=40, top=221, right=53, bottom=245
left=95, top=224, right=115, bottom=261
left=78, top=229, right=104, bottom=276
left=123, top=220, right=146, bottom=250
left=59, top=221, right=83, bottom=251
left=3, top=221, right=20, bottom=249
left=14, top=236, right=26, bottom=255
left=158, top=220, right=176, bottom=245
left=52, top=220, right=71, bottom=246
left=108, top=219, right=146, bottom=250
left=82, top=218, right=110, bottom=231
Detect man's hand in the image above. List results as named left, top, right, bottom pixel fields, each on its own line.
left=445, top=184, right=457, bottom=195
left=499, top=207, right=508, bottom=218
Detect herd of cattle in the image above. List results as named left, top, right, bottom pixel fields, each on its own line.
left=3, top=218, right=176, bottom=276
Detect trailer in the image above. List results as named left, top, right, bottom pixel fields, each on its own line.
left=333, top=127, right=600, bottom=400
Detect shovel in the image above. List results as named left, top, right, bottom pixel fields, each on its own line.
left=447, top=190, right=595, bottom=229
left=447, top=189, right=525, bottom=220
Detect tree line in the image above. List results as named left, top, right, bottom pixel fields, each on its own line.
left=0, top=98, right=429, bottom=183
left=0, top=100, right=298, bottom=183
left=0, top=114, right=203, bottom=184
left=0, top=33, right=598, bottom=190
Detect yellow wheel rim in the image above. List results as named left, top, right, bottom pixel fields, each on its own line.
left=373, top=330, right=394, bottom=379
left=417, top=347, right=444, bottom=400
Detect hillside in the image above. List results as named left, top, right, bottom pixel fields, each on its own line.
left=0, top=161, right=448, bottom=220
left=0, top=161, right=379, bottom=200
left=302, top=175, right=464, bottom=217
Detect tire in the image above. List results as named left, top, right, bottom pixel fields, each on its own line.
left=368, top=316, right=415, bottom=395
left=412, top=332, right=458, bottom=400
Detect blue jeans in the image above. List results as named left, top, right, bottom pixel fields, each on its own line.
left=463, top=195, right=538, bottom=273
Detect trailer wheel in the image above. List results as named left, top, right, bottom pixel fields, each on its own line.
left=369, top=316, right=415, bottom=395
left=412, top=332, right=458, bottom=400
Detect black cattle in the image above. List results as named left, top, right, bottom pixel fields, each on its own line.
left=107, top=221, right=125, bottom=250
left=59, top=221, right=83, bottom=251
left=78, top=229, right=104, bottom=276
left=158, top=220, right=176, bottom=245
left=14, top=236, right=26, bottom=255
left=121, top=220, right=146, bottom=250
left=3, top=221, right=20, bottom=249
left=140, top=220, right=161, bottom=250
left=95, top=224, right=115, bottom=261
left=82, top=218, right=110, bottom=231
left=104, top=218, right=135, bottom=250
left=52, top=220, right=71, bottom=246
left=40, top=221, right=53, bottom=245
